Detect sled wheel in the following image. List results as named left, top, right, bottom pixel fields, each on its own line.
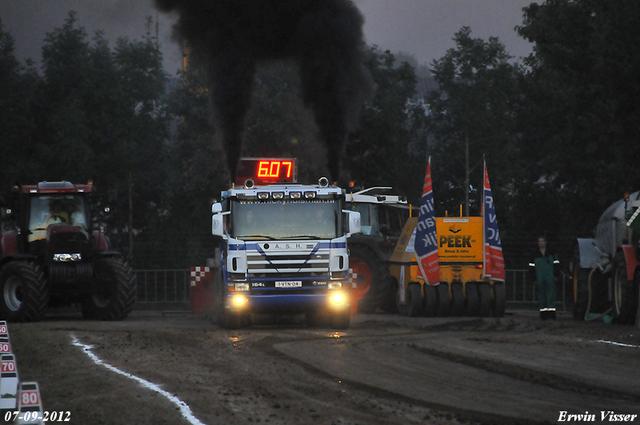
left=436, top=283, right=450, bottom=316
left=0, top=262, right=48, bottom=322
left=465, top=283, right=479, bottom=316
left=423, top=284, right=437, bottom=317
left=492, top=282, right=506, bottom=318
left=406, top=282, right=423, bottom=317
left=477, top=282, right=492, bottom=317
left=450, top=283, right=465, bottom=316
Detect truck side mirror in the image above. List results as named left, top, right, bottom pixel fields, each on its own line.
left=211, top=203, right=227, bottom=238
left=344, top=210, right=361, bottom=237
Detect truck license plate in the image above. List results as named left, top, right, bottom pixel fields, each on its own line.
left=275, top=281, right=302, bottom=288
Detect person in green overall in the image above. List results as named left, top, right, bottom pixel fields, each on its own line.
left=529, top=236, right=560, bottom=320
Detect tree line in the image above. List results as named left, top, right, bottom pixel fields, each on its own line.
left=2, top=1, right=639, bottom=271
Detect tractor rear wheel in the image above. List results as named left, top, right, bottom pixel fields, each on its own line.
left=465, top=283, right=479, bottom=316
left=0, top=262, right=48, bottom=322
left=83, top=257, right=135, bottom=320
left=477, top=282, right=492, bottom=317
left=613, top=253, right=637, bottom=324
left=350, top=245, right=394, bottom=313
left=436, top=283, right=450, bottom=316
left=492, top=282, right=506, bottom=317
left=423, top=284, right=437, bottom=317
left=450, top=283, right=465, bottom=316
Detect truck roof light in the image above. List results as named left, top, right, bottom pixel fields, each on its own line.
left=257, top=192, right=269, bottom=200
left=319, top=177, right=329, bottom=187
left=245, top=179, right=255, bottom=189
left=304, top=191, right=316, bottom=199
left=272, top=192, right=284, bottom=200
left=289, top=191, right=301, bottom=199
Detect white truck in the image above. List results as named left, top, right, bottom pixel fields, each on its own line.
left=208, top=159, right=361, bottom=329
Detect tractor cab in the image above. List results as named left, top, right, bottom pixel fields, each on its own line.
left=12, top=182, right=95, bottom=262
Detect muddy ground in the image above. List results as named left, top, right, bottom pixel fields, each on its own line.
left=4, top=309, right=640, bottom=425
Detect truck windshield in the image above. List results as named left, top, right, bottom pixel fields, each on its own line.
left=231, top=200, right=340, bottom=240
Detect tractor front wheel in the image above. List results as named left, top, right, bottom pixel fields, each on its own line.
left=0, top=262, right=48, bottom=322
left=350, top=245, right=394, bottom=313
left=83, top=257, right=136, bottom=320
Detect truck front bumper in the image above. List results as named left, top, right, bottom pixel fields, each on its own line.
left=225, top=291, right=350, bottom=314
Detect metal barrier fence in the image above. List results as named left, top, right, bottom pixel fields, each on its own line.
left=134, top=270, right=191, bottom=304
left=503, top=269, right=568, bottom=311
left=133, top=269, right=568, bottom=310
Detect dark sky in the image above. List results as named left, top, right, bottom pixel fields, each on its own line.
left=0, top=0, right=534, bottom=74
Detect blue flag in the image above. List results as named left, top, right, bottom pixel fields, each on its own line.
left=414, top=159, right=439, bottom=285
left=483, top=161, right=505, bottom=282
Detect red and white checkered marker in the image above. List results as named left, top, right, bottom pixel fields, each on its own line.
left=190, top=267, right=211, bottom=286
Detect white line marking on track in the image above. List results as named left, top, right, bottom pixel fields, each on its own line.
left=595, top=339, right=640, bottom=348
left=71, top=334, right=207, bottom=425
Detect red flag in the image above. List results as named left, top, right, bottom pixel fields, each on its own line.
left=414, top=159, right=440, bottom=285
left=483, top=161, right=505, bottom=281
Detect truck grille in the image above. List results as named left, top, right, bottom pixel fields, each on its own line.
left=246, top=251, right=330, bottom=278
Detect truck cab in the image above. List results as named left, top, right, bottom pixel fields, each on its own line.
left=211, top=173, right=361, bottom=329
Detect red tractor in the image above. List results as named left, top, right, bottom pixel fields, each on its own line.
left=0, top=181, right=136, bottom=322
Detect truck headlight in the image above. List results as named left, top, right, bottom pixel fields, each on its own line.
left=234, top=283, right=250, bottom=292
left=330, top=293, right=347, bottom=306
left=328, top=282, right=343, bottom=290
left=232, top=295, right=248, bottom=307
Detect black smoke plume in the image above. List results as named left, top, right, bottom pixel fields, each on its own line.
left=155, top=0, right=373, bottom=182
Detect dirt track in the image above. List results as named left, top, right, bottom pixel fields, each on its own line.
left=5, top=309, right=640, bottom=425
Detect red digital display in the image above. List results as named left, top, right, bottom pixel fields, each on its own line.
left=235, top=158, right=297, bottom=186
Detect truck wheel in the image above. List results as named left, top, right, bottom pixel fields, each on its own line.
left=465, top=283, right=479, bottom=316
left=613, top=253, right=636, bottom=324
left=492, top=282, right=506, bottom=317
left=330, top=309, right=350, bottom=330
left=83, top=257, right=135, bottom=321
left=0, top=262, right=48, bottom=322
left=306, top=309, right=325, bottom=327
left=477, top=282, right=492, bottom=317
left=350, top=245, right=393, bottom=313
left=436, top=283, right=450, bottom=316
left=450, top=283, right=465, bottom=316
left=406, top=282, right=423, bottom=317
left=222, top=310, right=241, bottom=329
left=423, top=284, right=437, bottom=317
